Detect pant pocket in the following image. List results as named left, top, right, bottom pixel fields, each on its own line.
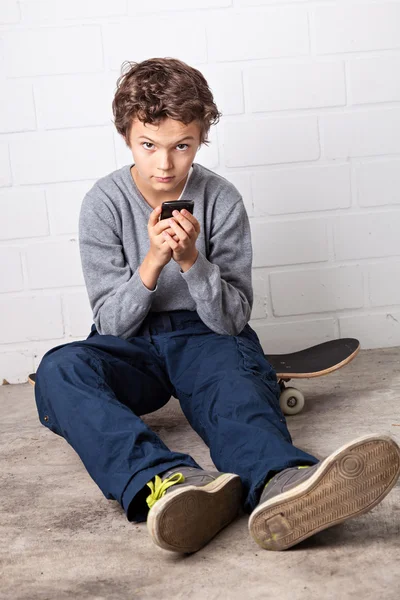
left=235, top=333, right=278, bottom=383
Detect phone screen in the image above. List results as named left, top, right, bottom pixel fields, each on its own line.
left=160, top=200, right=194, bottom=220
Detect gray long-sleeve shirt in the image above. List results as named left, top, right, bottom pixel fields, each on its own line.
left=79, top=162, right=253, bottom=338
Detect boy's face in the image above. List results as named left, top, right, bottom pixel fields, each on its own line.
left=127, top=117, right=201, bottom=200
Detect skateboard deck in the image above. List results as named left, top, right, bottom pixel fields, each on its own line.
left=266, top=338, right=360, bottom=380
left=265, top=338, right=360, bottom=415
left=28, top=337, right=360, bottom=416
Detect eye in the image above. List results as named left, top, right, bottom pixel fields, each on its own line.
left=176, top=144, right=189, bottom=151
left=142, top=142, right=155, bottom=150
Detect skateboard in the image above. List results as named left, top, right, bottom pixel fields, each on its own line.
left=265, top=338, right=360, bottom=415
left=28, top=337, right=360, bottom=416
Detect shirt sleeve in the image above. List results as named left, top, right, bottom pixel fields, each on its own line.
left=79, top=194, right=155, bottom=338
left=180, top=196, right=253, bottom=336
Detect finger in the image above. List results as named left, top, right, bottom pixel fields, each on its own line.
left=154, top=218, right=179, bottom=235
left=171, top=210, right=196, bottom=236
left=169, top=231, right=179, bottom=242
left=164, top=226, right=179, bottom=238
left=155, top=225, right=180, bottom=243
left=163, top=231, right=179, bottom=249
left=155, top=227, right=179, bottom=244
left=180, top=209, right=200, bottom=233
left=167, top=218, right=188, bottom=242
left=148, top=205, right=162, bottom=227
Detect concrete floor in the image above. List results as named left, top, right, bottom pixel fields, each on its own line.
left=1, top=347, right=400, bottom=600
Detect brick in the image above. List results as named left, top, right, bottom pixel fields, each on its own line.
left=224, top=116, right=319, bottom=167
left=3, top=26, right=103, bottom=77
left=251, top=273, right=268, bottom=320
left=196, top=65, right=244, bottom=116
left=0, top=350, right=33, bottom=385
left=368, top=262, right=400, bottom=308
left=0, top=248, right=23, bottom=292
left=46, top=182, right=94, bottom=235
left=334, top=212, right=400, bottom=261
left=35, top=73, right=115, bottom=130
left=340, top=312, right=400, bottom=350
left=246, top=62, right=345, bottom=113
left=0, top=188, right=48, bottom=240
left=0, top=143, right=11, bottom=187
left=349, top=56, right=400, bottom=105
left=114, top=131, right=133, bottom=170
left=252, top=318, right=336, bottom=355
left=0, top=38, right=5, bottom=78
left=251, top=218, right=328, bottom=268
left=270, top=266, right=364, bottom=316
left=321, top=109, right=400, bottom=159
left=26, top=239, right=84, bottom=289
left=0, top=295, right=63, bottom=343
left=356, top=160, right=400, bottom=208
left=236, top=0, right=304, bottom=3
left=0, top=81, right=36, bottom=133
left=128, top=0, right=231, bottom=11
left=207, top=8, right=309, bottom=62
left=0, top=1, right=19, bottom=23
left=104, top=20, right=207, bottom=71
left=64, top=291, right=93, bottom=337
left=10, top=128, right=116, bottom=185
left=20, top=0, right=127, bottom=21
left=196, top=127, right=219, bottom=170
left=315, top=4, right=400, bottom=55
left=253, top=164, right=351, bottom=216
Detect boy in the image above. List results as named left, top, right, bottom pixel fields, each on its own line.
left=34, top=58, right=400, bottom=554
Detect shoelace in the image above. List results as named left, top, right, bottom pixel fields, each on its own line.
left=146, top=472, right=185, bottom=509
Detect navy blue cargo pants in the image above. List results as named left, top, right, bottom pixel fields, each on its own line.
left=34, top=310, right=318, bottom=522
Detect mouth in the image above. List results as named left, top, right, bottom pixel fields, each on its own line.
left=155, top=176, right=174, bottom=183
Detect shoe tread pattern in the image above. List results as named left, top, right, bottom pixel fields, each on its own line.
left=250, top=438, right=400, bottom=551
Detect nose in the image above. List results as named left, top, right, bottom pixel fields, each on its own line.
left=157, top=151, right=173, bottom=173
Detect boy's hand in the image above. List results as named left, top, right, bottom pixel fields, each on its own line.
left=162, top=209, right=200, bottom=271
left=146, top=206, right=178, bottom=268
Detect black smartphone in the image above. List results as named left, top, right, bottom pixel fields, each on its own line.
left=160, top=200, right=194, bottom=220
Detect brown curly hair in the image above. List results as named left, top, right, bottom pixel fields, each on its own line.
left=112, top=57, right=221, bottom=146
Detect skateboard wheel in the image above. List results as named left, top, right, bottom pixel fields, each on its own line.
left=279, top=387, right=305, bottom=416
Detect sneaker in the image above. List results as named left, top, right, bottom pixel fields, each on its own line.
left=146, top=467, right=242, bottom=553
left=249, top=434, right=400, bottom=551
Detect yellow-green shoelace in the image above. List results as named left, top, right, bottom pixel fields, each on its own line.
left=146, top=472, right=185, bottom=509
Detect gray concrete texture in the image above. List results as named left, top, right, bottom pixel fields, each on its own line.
left=1, top=347, right=400, bottom=600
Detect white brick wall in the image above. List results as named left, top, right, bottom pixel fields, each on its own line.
left=245, top=62, right=346, bottom=113
left=314, top=4, right=400, bottom=54
left=355, top=159, right=400, bottom=207
left=349, top=56, right=400, bottom=105
left=3, top=26, right=104, bottom=77
left=0, top=143, right=11, bottom=187
left=251, top=218, right=329, bottom=268
left=320, top=108, right=400, bottom=159
left=207, top=8, right=309, bottom=62
left=2, top=1, right=400, bottom=384
left=10, top=129, right=116, bottom=184
left=224, top=116, right=320, bottom=167
left=270, top=266, right=364, bottom=317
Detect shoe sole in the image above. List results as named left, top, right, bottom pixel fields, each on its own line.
left=147, top=473, right=242, bottom=553
left=249, top=434, right=400, bottom=551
